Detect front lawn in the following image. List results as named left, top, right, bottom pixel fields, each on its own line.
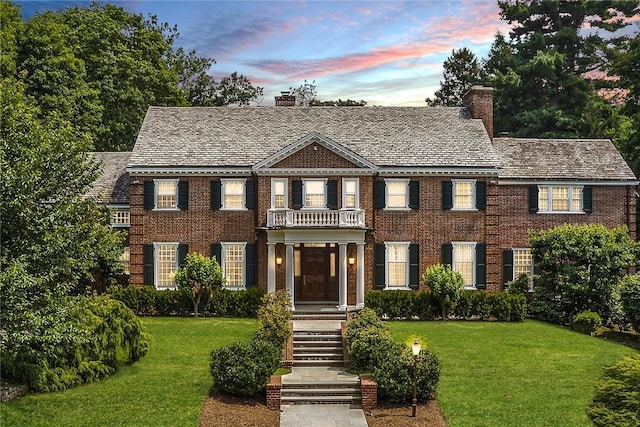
left=389, top=320, right=637, bottom=427
left=1, top=317, right=258, bottom=427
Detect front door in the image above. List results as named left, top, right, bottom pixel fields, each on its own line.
left=295, top=245, right=338, bottom=303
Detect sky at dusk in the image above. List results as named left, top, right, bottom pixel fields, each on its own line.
left=16, top=1, right=515, bottom=106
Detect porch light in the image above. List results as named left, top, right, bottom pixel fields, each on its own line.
left=276, top=256, right=283, bottom=265
left=411, top=339, right=421, bottom=356
left=348, top=257, right=355, bottom=265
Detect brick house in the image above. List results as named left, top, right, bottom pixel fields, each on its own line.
left=95, top=86, right=637, bottom=309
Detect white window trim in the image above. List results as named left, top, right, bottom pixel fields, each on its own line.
left=109, top=206, right=130, bottom=227
left=452, top=241, right=477, bottom=289
left=153, top=242, right=179, bottom=290
left=384, top=178, right=410, bottom=210
left=153, top=179, right=179, bottom=211
left=342, top=178, right=360, bottom=210
left=537, top=185, right=585, bottom=214
left=271, top=178, right=288, bottom=209
left=513, top=247, right=535, bottom=291
left=385, top=242, right=410, bottom=290
left=451, top=179, right=477, bottom=211
left=221, top=242, right=247, bottom=289
left=302, top=178, right=328, bottom=209
left=221, top=178, right=247, bottom=211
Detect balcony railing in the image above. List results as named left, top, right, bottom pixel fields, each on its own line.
left=266, top=209, right=365, bottom=228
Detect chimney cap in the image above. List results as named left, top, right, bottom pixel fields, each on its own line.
left=280, top=91, right=291, bottom=95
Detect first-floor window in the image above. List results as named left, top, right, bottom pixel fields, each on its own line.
left=121, top=246, right=130, bottom=275
left=513, top=248, right=534, bottom=289
left=223, top=243, right=246, bottom=288
left=111, top=209, right=130, bottom=227
left=155, top=243, right=178, bottom=289
left=453, top=242, right=475, bottom=287
left=386, top=243, right=408, bottom=287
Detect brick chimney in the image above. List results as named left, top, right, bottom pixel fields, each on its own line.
left=275, top=91, right=296, bottom=107
left=462, top=86, right=494, bottom=140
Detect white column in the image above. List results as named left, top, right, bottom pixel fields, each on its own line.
left=356, top=243, right=365, bottom=308
left=338, top=243, right=348, bottom=311
left=285, top=243, right=295, bottom=311
left=267, top=243, right=276, bottom=293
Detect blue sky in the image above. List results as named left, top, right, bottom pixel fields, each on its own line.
left=17, top=1, right=514, bottom=106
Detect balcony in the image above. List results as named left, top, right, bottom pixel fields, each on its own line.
left=266, top=209, right=365, bottom=228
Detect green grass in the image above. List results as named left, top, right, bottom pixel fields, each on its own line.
left=389, top=320, right=637, bottom=427
left=0, top=317, right=258, bottom=427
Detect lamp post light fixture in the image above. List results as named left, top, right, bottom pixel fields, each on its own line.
left=411, top=339, right=421, bottom=417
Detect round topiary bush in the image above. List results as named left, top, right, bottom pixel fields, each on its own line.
left=571, top=310, right=602, bottom=335
left=210, top=339, right=280, bottom=396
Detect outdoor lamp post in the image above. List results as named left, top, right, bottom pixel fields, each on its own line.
left=411, top=339, right=421, bottom=417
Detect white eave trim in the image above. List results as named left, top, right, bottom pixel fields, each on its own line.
left=498, top=179, right=639, bottom=186
left=255, top=168, right=376, bottom=176
left=126, top=167, right=253, bottom=176
left=377, top=167, right=501, bottom=177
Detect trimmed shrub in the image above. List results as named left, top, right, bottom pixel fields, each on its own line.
left=587, top=353, right=640, bottom=427
left=108, top=284, right=263, bottom=318
left=506, top=273, right=531, bottom=294
left=619, top=274, right=640, bottom=333
left=571, top=310, right=602, bottom=335
left=374, top=345, right=440, bottom=403
left=210, top=338, right=280, bottom=396
left=255, top=290, right=292, bottom=349
left=349, top=327, right=394, bottom=372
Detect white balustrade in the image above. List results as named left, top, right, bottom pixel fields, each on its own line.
left=267, top=209, right=365, bottom=228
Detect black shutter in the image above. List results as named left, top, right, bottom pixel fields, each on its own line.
left=210, top=180, right=222, bottom=210
left=292, top=180, right=303, bottom=209
left=374, top=244, right=386, bottom=289
left=409, top=244, right=420, bottom=289
left=442, top=181, right=453, bottom=210
left=475, top=243, right=487, bottom=290
left=503, top=249, right=514, bottom=285
left=409, top=181, right=420, bottom=209
left=374, top=180, right=386, bottom=209
left=476, top=181, right=487, bottom=210
left=177, top=244, right=188, bottom=267
left=210, top=243, right=222, bottom=264
left=144, top=181, right=155, bottom=210
left=327, top=180, right=338, bottom=209
left=582, top=186, right=592, bottom=213
left=245, top=179, right=256, bottom=209
left=245, top=244, right=257, bottom=288
left=143, top=244, right=154, bottom=285
left=177, top=181, right=189, bottom=210
left=528, top=186, right=539, bottom=213
left=441, top=243, right=453, bottom=267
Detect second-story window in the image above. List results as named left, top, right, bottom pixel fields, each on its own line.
left=304, top=180, right=326, bottom=208
left=386, top=179, right=409, bottom=209
left=272, top=178, right=287, bottom=209
left=453, top=180, right=475, bottom=209
left=539, top=186, right=582, bottom=213
left=222, top=179, right=246, bottom=210
left=156, top=180, right=178, bottom=209
left=343, top=178, right=359, bottom=209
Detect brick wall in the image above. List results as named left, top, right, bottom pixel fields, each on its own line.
left=360, top=374, right=378, bottom=410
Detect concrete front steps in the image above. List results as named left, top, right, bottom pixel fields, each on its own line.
left=282, top=316, right=362, bottom=407
left=292, top=306, right=346, bottom=321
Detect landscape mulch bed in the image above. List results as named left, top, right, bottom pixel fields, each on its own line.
left=199, top=391, right=448, bottom=426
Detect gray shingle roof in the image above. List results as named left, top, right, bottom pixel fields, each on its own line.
left=87, top=152, right=131, bottom=204
left=493, top=138, right=637, bottom=181
left=130, top=106, right=499, bottom=169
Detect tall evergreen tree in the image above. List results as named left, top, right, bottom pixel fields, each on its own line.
left=426, top=48, right=482, bottom=107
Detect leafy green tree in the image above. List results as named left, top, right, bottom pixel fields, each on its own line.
left=423, top=264, right=464, bottom=320
left=290, top=79, right=317, bottom=106
left=173, top=252, right=222, bottom=317
left=619, top=274, right=640, bottom=334
left=0, top=1, right=23, bottom=79
left=426, top=48, right=482, bottom=107
left=529, top=224, right=637, bottom=324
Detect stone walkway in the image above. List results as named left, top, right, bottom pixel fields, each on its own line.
left=280, top=319, right=369, bottom=427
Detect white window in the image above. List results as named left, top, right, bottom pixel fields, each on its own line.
left=513, top=248, right=534, bottom=289
left=272, top=178, right=287, bottom=209
left=453, top=180, right=475, bottom=210
left=538, top=185, right=583, bottom=213
left=222, top=243, right=246, bottom=288
left=386, top=179, right=409, bottom=209
left=386, top=242, right=409, bottom=288
left=155, top=243, right=178, bottom=289
left=155, top=179, right=178, bottom=209
left=110, top=208, right=130, bottom=227
left=304, top=179, right=326, bottom=208
left=120, top=246, right=130, bottom=275
left=453, top=242, right=476, bottom=287
left=343, top=179, right=359, bottom=209
left=222, top=179, right=246, bottom=209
